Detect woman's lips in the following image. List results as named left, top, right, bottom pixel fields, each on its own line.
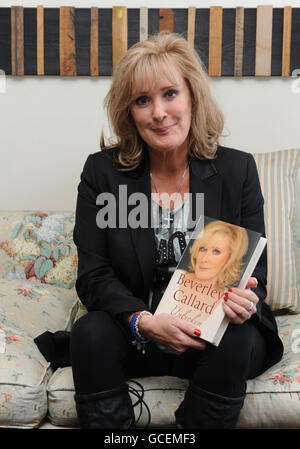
left=151, top=124, right=175, bottom=134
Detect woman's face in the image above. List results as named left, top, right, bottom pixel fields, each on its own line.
left=130, top=63, right=192, bottom=155
left=194, top=232, right=231, bottom=285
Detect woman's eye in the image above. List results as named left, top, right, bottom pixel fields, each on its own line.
left=199, top=246, right=206, bottom=252
left=213, top=249, right=221, bottom=255
left=135, top=96, right=149, bottom=106
left=165, top=89, right=178, bottom=99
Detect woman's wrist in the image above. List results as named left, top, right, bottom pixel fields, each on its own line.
left=137, top=312, right=153, bottom=339
left=125, top=310, right=153, bottom=342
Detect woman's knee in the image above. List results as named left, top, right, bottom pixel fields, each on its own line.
left=193, top=323, right=255, bottom=397
left=218, top=322, right=254, bottom=370
left=70, top=311, right=123, bottom=357
left=70, top=311, right=129, bottom=394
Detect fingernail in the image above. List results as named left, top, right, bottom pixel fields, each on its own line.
left=224, top=294, right=228, bottom=301
left=194, top=329, right=201, bottom=336
left=228, top=288, right=232, bottom=292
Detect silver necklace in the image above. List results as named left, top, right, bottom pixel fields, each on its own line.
left=150, top=162, right=189, bottom=228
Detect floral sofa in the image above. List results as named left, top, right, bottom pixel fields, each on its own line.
left=0, top=149, right=300, bottom=429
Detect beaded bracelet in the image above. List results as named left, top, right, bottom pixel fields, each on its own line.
left=129, top=310, right=152, bottom=344
left=135, top=310, right=152, bottom=341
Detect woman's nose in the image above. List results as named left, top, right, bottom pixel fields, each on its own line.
left=152, top=99, right=167, bottom=121
left=201, top=252, right=209, bottom=262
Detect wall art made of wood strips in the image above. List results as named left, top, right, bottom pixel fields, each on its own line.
left=0, top=6, right=299, bottom=77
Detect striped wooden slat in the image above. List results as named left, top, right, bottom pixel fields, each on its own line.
left=282, top=6, right=292, bottom=77
left=59, top=6, right=76, bottom=76
left=37, top=5, right=44, bottom=75
left=112, top=6, right=127, bottom=69
left=159, top=9, right=174, bottom=32
left=255, top=5, right=273, bottom=76
left=234, top=7, right=244, bottom=77
left=11, top=6, right=24, bottom=76
left=187, top=7, right=196, bottom=48
left=90, top=7, right=99, bottom=76
left=140, top=6, right=148, bottom=42
left=209, top=6, right=223, bottom=76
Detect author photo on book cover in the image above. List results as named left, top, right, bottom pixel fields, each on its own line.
left=35, top=32, right=284, bottom=429
left=173, top=220, right=250, bottom=326
left=189, top=220, right=249, bottom=291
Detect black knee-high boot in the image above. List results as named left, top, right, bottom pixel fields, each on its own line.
left=175, top=382, right=245, bottom=429
left=74, top=385, right=135, bottom=429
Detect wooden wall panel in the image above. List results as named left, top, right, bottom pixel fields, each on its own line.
left=282, top=6, right=292, bottom=77
left=1, top=6, right=300, bottom=77
left=59, top=6, right=76, bottom=76
left=140, top=7, right=148, bottom=42
left=112, top=6, right=127, bottom=70
left=24, top=8, right=36, bottom=75
left=11, top=6, right=24, bottom=75
left=98, top=8, right=112, bottom=76
left=37, top=6, right=44, bottom=75
left=221, top=8, right=235, bottom=76
left=242, top=8, right=256, bottom=76
left=187, top=7, right=196, bottom=48
left=209, top=6, right=223, bottom=76
left=290, top=8, right=300, bottom=76
left=173, top=9, right=187, bottom=36
left=44, top=8, right=59, bottom=75
left=0, top=8, right=11, bottom=75
left=159, top=9, right=174, bottom=32
left=127, top=8, right=140, bottom=51
left=74, top=8, right=90, bottom=76
left=234, top=7, right=244, bottom=77
left=195, top=9, right=209, bottom=71
left=271, top=8, right=284, bottom=76
left=255, top=5, right=273, bottom=76
left=90, top=7, right=98, bottom=76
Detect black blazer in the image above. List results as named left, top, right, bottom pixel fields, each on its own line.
left=73, top=145, right=284, bottom=370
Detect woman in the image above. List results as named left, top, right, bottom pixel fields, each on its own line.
left=70, top=32, right=283, bottom=429
left=189, top=220, right=249, bottom=290
left=172, top=220, right=249, bottom=328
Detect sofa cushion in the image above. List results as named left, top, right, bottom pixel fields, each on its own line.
left=0, top=278, right=78, bottom=339
left=46, top=368, right=189, bottom=428
left=254, top=149, right=300, bottom=311
left=0, top=211, right=77, bottom=289
left=0, top=278, right=78, bottom=428
left=0, top=333, right=51, bottom=428
left=46, top=314, right=300, bottom=429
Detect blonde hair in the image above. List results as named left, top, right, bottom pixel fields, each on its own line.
left=189, top=221, right=249, bottom=290
left=101, top=32, right=224, bottom=170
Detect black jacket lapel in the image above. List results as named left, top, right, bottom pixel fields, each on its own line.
left=189, top=156, right=223, bottom=222
left=120, top=152, right=156, bottom=299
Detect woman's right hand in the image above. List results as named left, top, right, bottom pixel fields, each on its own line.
left=138, top=313, right=206, bottom=355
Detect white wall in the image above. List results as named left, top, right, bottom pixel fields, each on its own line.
left=0, top=0, right=299, bottom=211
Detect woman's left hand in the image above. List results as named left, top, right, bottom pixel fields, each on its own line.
left=222, top=277, right=259, bottom=324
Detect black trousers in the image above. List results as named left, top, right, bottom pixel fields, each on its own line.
left=70, top=311, right=267, bottom=399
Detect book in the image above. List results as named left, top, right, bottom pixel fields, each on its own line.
left=154, top=216, right=267, bottom=346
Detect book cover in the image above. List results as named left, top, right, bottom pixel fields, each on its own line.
left=154, top=216, right=267, bottom=346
